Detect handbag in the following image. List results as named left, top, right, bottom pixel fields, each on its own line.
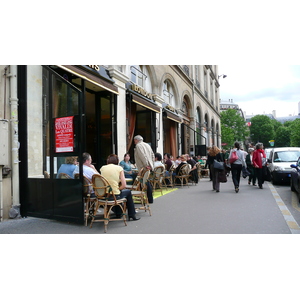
left=242, top=166, right=251, bottom=178
left=213, top=159, right=224, bottom=170
left=218, top=169, right=227, bottom=183
left=229, top=151, right=238, bottom=164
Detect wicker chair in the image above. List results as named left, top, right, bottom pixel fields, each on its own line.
left=58, top=172, right=72, bottom=179
left=90, top=174, right=127, bottom=233
left=149, top=166, right=164, bottom=195
left=174, top=163, right=191, bottom=187
left=131, top=170, right=152, bottom=216
left=162, top=164, right=175, bottom=188
left=83, top=176, right=97, bottom=226
left=126, top=167, right=146, bottom=191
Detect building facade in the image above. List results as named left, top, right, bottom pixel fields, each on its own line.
left=0, top=65, right=222, bottom=222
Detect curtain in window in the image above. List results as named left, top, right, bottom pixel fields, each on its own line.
left=170, top=122, right=177, bottom=157
left=127, top=102, right=137, bottom=151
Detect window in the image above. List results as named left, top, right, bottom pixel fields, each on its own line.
left=204, top=71, right=208, bottom=98
left=195, top=65, right=200, bottom=89
left=163, top=80, right=174, bottom=106
left=210, top=79, right=214, bottom=105
left=130, top=65, right=146, bottom=87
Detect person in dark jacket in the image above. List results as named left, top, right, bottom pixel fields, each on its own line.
left=245, top=148, right=256, bottom=186
left=209, top=145, right=223, bottom=192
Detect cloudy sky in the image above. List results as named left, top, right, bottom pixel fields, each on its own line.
left=218, top=65, right=300, bottom=118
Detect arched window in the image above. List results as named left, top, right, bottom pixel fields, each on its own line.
left=163, top=80, right=175, bottom=107
left=130, top=65, right=147, bottom=88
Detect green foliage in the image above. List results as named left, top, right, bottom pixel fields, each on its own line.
left=250, top=115, right=275, bottom=146
left=220, top=124, right=234, bottom=150
left=270, top=119, right=282, bottom=132
left=290, top=119, right=300, bottom=147
left=284, top=120, right=293, bottom=128
left=275, top=126, right=291, bottom=147
left=220, top=109, right=249, bottom=147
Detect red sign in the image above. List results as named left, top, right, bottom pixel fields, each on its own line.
left=55, top=116, right=74, bottom=153
left=221, top=143, right=227, bottom=146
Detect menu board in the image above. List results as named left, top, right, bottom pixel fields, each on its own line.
left=55, top=116, right=74, bottom=153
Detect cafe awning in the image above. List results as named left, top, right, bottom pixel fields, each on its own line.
left=58, top=65, right=119, bottom=95
left=132, top=94, right=160, bottom=113
left=163, top=110, right=182, bottom=123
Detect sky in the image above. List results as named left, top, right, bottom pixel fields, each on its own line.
left=218, top=65, right=300, bottom=118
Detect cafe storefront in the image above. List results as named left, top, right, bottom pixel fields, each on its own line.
left=162, top=103, right=181, bottom=157
left=18, top=65, right=119, bottom=223
left=125, top=82, right=160, bottom=160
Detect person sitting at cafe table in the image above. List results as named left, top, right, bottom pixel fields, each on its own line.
left=101, top=154, right=140, bottom=221
left=119, top=153, right=137, bottom=181
left=56, top=156, right=78, bottom=178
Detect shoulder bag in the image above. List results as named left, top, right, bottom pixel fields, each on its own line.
left=229, top=151, right=238, bottom=164
left=213, top=159, right=224, bottom=170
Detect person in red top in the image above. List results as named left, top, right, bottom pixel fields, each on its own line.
left=252, top=142, right=266, bottom=189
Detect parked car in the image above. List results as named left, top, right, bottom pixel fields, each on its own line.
left=290, top=157, right=300, bottom=200
left=264, top=148, right=272, bottom=160
left=267, top=147, right=300, bottom=185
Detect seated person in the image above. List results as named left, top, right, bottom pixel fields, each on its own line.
left=73, top=153, right=100, bottom=194
left=56, top=156, right=78, bottom=178
left=101, top=154, right=140, bottom=221
left=119, top=153, right=137, bottom=181
left=164, top=153, right=173, bottom=171
left=153, top=152, right=165, bottom=169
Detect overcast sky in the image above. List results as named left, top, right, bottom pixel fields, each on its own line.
left=218, top=65, right=300, bottom=118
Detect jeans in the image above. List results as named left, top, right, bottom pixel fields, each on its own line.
left=231, top=164, right=242, bottom=188
left=113, top=189, right=136, bottom=217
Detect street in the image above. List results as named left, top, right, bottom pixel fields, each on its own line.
left=0, top=176, right=299, bottom=234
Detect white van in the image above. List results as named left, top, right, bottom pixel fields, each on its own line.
left=268, top=147, right=300, bottom=184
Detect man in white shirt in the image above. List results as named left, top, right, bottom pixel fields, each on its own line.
left=153, top=153, right=165, bottom=169
left=73, top=152, right=100, bottom=194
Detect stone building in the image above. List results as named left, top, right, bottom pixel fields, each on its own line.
left=0, top=65, right=222, bottom=222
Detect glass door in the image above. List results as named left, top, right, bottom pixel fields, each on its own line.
left=24, top=66, right=84, bottom=223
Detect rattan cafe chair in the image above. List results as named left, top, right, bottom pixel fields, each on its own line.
left=162, top=164, right=175, bottom=188
left=174, top=163, right=191, bottom=187
left=131, top=170, right=152, bottom=216
left=126, top=167, right=145, bottom=191
left=90, top=174, right=127, bottom=233
left=83, top=176, right=97, bottom=226
left=149, top=166, right=164, bottom=195
left=58, top=172, right=72, bottom=179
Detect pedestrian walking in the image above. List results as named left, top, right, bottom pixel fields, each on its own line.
left=246, top=148, right=257, bottom=186
left=209, top=145, right=224, bottom=192
left=133, top=135, right=155, bottom=203
left=252, top=142, right=266, bottom=189
left=229, top=142, right=246, bottom=193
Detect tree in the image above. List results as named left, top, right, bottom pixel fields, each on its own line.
left=290, top=119, right=300, bottom=147
left=275, top=126, right=290, bottom=147
left=220, top=124, right=234, bottom=150
left=270, top=119, right=283, bottom=132
left=220, top=109, right=249, bottom=147
left=250, top=115, right=275, bottom=147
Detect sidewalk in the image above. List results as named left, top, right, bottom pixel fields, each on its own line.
left=0, top=176, right=294, bottom=234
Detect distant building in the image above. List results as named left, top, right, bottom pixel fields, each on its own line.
left=276, top=115, right=300, bottom=124
left=220, top=99, right=245, bottom=119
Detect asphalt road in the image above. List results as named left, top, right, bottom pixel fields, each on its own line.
left=1, top=176, right=299, bottom=234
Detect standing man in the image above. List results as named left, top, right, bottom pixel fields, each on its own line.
left=133, top=135, right=155, bottom=203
